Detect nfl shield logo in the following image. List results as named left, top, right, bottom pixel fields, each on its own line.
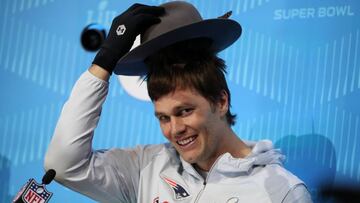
left=21, top=178, right=52, bottom=203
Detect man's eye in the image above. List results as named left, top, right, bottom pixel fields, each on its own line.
left=180, top=108, right=193, bottom=116
left=158, top=115, right=169, bottom=122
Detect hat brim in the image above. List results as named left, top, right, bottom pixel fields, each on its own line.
left=114, top=18, right=242, bottom=76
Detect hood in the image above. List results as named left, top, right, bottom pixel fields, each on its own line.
left=215, top=139, right=285, bottom=175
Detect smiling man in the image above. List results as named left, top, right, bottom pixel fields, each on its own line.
left=153, top=87, right=241, bottom=170
left=146, top=41, right=253, bottom=173
left=44, top=1, right=312, bottom=203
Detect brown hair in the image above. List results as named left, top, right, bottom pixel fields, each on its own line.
left=145, top=38, right=236, bottom=125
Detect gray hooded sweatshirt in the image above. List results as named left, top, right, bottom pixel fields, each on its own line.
left=44, top=71, right=312, bottom=203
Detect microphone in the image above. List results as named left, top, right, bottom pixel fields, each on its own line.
left=12, top=169, right=56, bottom=203
left=42, top=169, right=56, bottom=185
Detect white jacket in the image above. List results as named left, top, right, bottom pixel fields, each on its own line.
left=44, top=71, right=312, bottom=203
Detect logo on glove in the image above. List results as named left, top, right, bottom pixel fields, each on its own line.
left=116, top=25, right=126, bottom=35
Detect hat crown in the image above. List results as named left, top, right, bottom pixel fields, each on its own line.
left=141, top=1, right=203, bottom=44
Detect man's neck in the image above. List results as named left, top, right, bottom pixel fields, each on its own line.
left=196, top=128, right=252, bottom=171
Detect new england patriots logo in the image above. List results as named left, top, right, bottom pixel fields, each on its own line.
left=162, top=177, right=190, bottom=200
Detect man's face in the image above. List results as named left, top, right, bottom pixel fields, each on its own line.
left=154, top=88, right=228, bottom=169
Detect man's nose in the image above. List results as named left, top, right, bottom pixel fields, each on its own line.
left=170, top=117, right=186, bottom=136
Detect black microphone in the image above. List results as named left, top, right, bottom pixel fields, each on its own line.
left=42, top=169, right=56, bottom=185
left=12, top=169, right=56, bottom=203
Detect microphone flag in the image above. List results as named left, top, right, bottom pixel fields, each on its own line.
left=12, top=178, right=53, bottom=203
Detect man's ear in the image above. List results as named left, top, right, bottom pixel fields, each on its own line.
left=217, top=90, right=229, bottom=116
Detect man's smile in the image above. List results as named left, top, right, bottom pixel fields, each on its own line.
left=176, top=135, right=198, bottom=148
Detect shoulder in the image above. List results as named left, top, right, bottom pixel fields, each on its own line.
left=264, top=164, right=303, bottom=185
left=252, top=164, right=307, bottom=202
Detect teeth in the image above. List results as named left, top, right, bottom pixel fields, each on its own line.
left=177, top=136, right=196, bottom=146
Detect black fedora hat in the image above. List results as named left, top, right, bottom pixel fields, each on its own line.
left=114, top=1, right=242, bottom=76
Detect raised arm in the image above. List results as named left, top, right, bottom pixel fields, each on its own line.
left=44, top=4, right=164, bottom=202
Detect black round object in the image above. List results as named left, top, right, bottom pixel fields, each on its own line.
left=42, top=169, right=56, bottom=185
left=81, top=24, right=107, bottom=52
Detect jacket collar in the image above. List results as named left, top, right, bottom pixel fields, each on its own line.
left=163, top=140, right=284, bottom=179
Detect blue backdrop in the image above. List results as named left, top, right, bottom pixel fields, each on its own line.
left=0, top=0, right=359, bottom=202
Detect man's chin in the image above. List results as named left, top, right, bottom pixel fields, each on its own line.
left=172, top=143, right=201, bottom=163
left=179, top=152, right=198, bottom=164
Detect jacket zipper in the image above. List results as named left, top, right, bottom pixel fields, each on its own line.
left=193, top=155, right=224, bottom=203
left=193, top=181, right=206, bottom=203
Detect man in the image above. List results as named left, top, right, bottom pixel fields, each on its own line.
left=44, top=1, right=312, bottom=202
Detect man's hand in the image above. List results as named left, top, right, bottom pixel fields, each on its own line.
left=92, top=3, right=165, bottom=74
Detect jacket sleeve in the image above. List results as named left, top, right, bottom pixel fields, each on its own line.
left=282, top=184, right=313, bottom=203
left=44, top=71, right=140, bottom=203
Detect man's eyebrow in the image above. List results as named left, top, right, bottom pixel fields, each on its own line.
left=154, top=112, right=163, bottom=117
left=154, top=103, right=194, bottom=117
